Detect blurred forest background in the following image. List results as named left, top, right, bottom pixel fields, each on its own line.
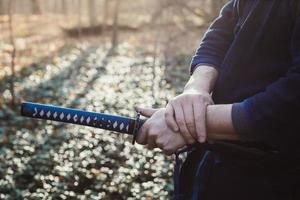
left=0, top=0, right=227, bottom=199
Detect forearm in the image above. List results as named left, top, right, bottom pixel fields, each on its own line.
left=184, top=65, right=218, bottom=93
left=206, top=104, right=240, bottom=141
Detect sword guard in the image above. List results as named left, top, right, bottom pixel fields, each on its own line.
left=132, top=112, right=141, bottom=145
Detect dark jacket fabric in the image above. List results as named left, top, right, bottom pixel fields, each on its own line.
left=191, top=0, right=300, bottom=155
left=179, top=142, right=300, bottom=200
left=181, top=1, right=300, bottom=199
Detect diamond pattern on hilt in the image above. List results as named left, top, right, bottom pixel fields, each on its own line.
left=120, top=123, right=124, bottom=131
left=46, top=111, right=51, bottom=118
left=113, top=121, right=118, bottom=129
left=33, top=108, right=38, bottom=116
left=28, top=105, right=134, bottom=134
left=60, top=112, right=64, bottom=120
left=86, top=117, right=91, bottom=124
left=73, top=114, right=78, bottom=122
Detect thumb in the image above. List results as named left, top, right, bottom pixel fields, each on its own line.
left=135, top=106, right=158, bottom=118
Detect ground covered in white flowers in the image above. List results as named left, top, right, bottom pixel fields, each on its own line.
left=0, top=43, right=188, bottom=199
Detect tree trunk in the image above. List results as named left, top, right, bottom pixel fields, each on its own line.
left=8, top=0, right=16, bottom=106
left=31, top=0, right=41, bottom=14
left=0, top=0, right=6, bottom=15
left=62, top=0, right=68, bottom=14
left=54, top=0, right=59, bottom=13
left=77, top=0, right=82, bottom=39
left=112, top=0, right=121, bottom=49
left=102, top=0, right=109, bottom=33
left=89, top=0, right=97, bottom=26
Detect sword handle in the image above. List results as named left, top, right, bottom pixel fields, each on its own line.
left=21, top=102, right=144, bottom=135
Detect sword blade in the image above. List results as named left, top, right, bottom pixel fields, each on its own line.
left=21, top=102, right=144, bottom=135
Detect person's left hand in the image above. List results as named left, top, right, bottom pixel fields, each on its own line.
left=135, top=107, right=187, bottom=155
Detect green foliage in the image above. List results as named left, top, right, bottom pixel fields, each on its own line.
left=0, top=44, right=181, bottom=199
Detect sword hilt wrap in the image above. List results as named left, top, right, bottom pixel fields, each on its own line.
left=21, top=102, right=147, bottom=146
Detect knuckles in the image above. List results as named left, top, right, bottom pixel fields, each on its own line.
left=194, top=94, right=210, bottom=103
left=170, top=93, right=213, bottom=105
left=177, top=120, right=186, bottom=127
left=185, top=121, right=194, bottom=127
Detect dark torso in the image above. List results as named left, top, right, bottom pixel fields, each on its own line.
left=179, top=1, right=300, bottom=199
left=213, top=0, right=297, bottom=104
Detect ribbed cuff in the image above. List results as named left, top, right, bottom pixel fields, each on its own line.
left=232, top=102, right=256, bottom=141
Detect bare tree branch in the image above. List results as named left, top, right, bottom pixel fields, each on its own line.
left=8, top=0, right=16, bottom=106
left=112, top=0, right=121, bottom=50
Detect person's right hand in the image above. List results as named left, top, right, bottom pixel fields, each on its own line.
left=165, top=90, right=213, bottom=144
left=136, top=107, right=186, bottom=155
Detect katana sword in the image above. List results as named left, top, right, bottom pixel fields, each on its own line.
left=21, top=102, right=145, bottom=144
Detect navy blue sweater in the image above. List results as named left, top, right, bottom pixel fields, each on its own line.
left=191, top=0, right=300, bottom=154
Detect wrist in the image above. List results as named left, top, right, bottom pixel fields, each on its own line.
left=184, top=65, right=218, bottom=93
left=206, top=104, right=239, bottom=141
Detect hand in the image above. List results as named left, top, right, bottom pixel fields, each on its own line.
left=165, top=90, right=213, bottom=144
left=135, top=107, right=186, bottom=156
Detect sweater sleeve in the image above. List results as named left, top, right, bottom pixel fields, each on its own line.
left=232, top=7, right=300, bottom=149
left=190, top=0, right=238, bottom=74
